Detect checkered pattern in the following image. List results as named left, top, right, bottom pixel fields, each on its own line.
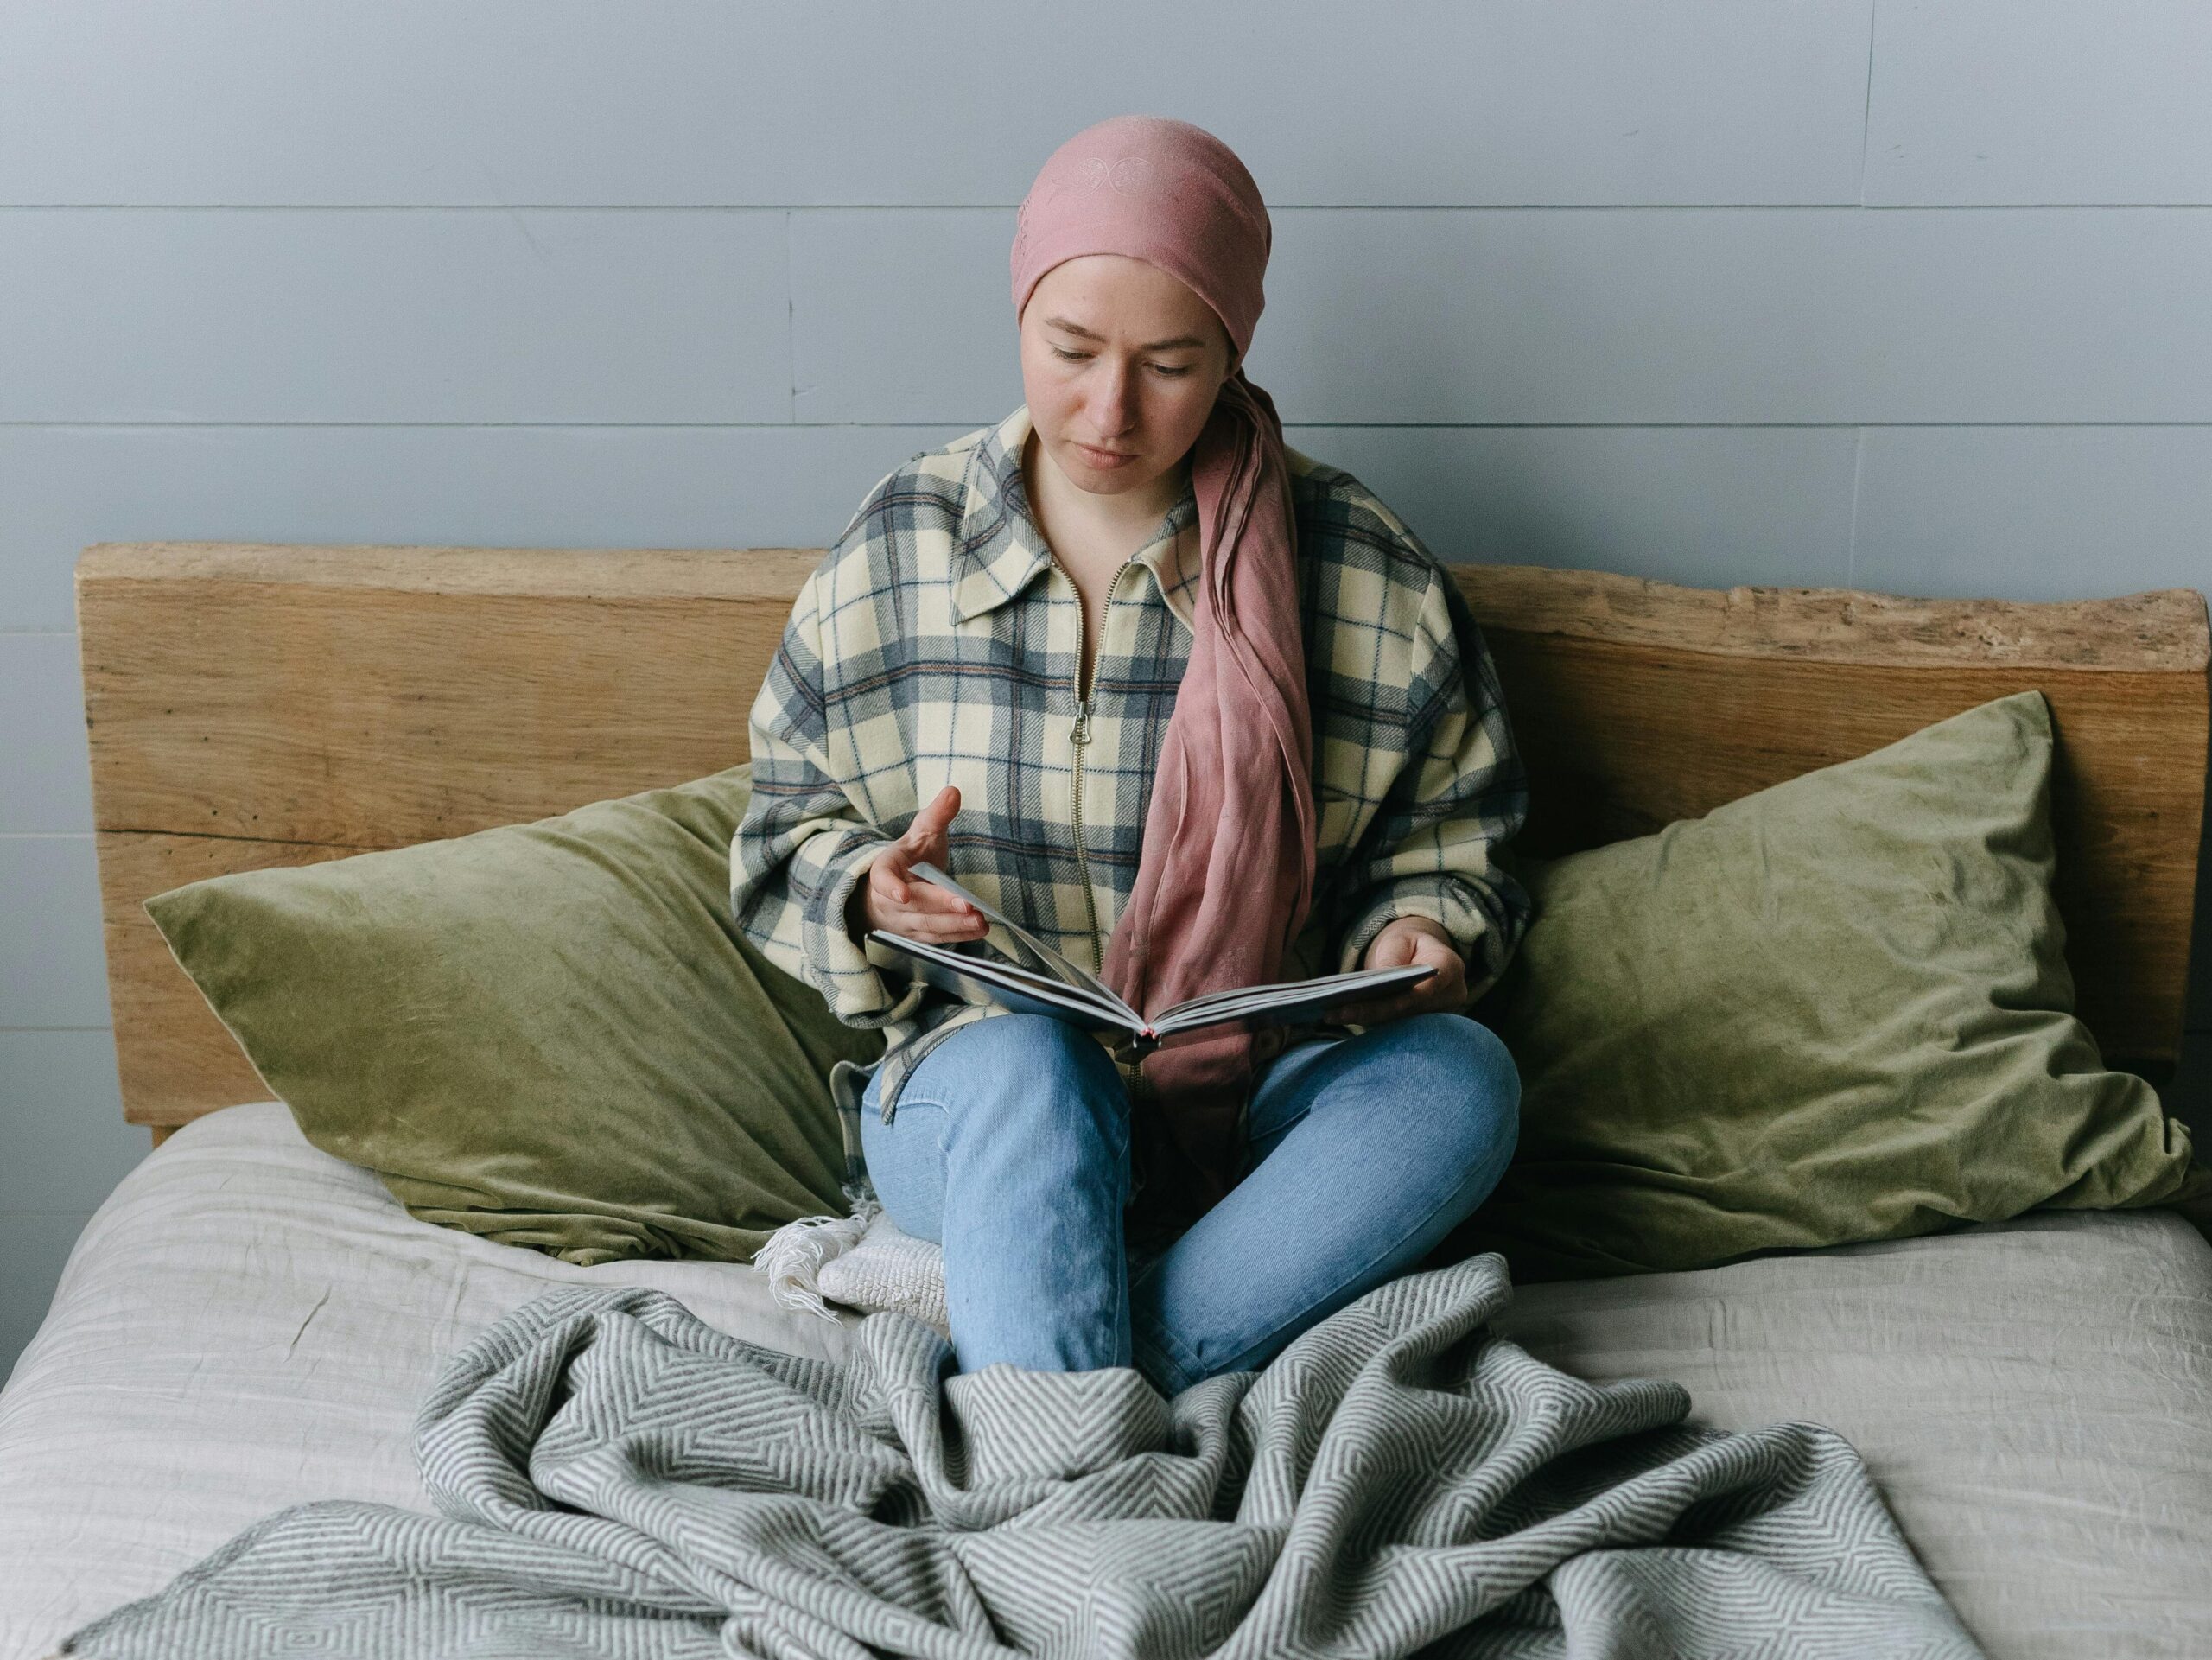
left=731, top=404, right=1531, bottom=1172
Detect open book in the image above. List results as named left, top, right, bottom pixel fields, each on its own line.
left=866, top=862, right=1435, bottom=1056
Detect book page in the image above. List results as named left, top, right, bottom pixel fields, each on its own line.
left=1150, top=964, right=1437, bottom=1035
left=906, top=861, right=1138, bottom=1024
left=866, top=932, right=1140, bottom=1034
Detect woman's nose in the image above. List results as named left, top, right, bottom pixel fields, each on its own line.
left=1090, top=365, right=1139, bottom=431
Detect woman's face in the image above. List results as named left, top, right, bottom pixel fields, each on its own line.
left=1018, top=253, right=1236, bottom=499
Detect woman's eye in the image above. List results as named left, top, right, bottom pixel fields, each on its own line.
left=1047, top=345, right=1191, bottom=378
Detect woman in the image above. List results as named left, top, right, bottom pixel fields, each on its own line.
left=733, top=115, right=1531, bottom=1397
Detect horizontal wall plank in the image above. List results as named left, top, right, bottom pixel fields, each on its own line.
left=797, top=207, right=2212, bottom=425
left=0, top=423, right=970, bottom=631
left=1311, top=425, right=1859, bottom=590
left=16, top=421, right=2210, bottom=631
left=16, top=206, right=2210, bottom=429
left=1852, top=427, right=2212, bottom=601
left=0, top=1, right=1871, bottom=207
left=0, top=1032, right=145, bottom=1211
left=1866, top=2, right=2212, bottom=205
left=0, top=423, right=1862, bottom=633
left=0, top=209, right=791, bottom=423
left=0, top=836, right=110, bottom=1027
left=0, top=1213, right=96, bottom=1380
left=0, top=634, right=92, bottom=832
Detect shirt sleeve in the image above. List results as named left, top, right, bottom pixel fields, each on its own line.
left=1328, top=568, right=1534, bottom=1003
left=729, top=568, right=928, bottom=1028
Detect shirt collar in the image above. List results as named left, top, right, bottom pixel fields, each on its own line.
left=952, top=404, right=1202, bottom=632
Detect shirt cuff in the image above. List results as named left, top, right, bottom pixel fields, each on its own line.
left=805, top=834, right=931, bottom=1027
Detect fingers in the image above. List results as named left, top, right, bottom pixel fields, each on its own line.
left=899, top=888, right=985, bottom=932
left=886, top=786, right=962, bottom=903
left=882, top=906, right=987, bottom=944
left=872, top=843, right=913, bottom=906
left=868, top=888, right=987, bottom=943
left=874, top=853, right=978, bottom=918
left=1366, top=928, right=1420, bottom=970
left=880, top=786, right=957, bottom=894
left=910, top=785, right=960, bottom=844
left=868, top=858, right=985, bottom=944
left=888, top=906, right=989, bottom=944
left=861, top=789, right=988, bottom=945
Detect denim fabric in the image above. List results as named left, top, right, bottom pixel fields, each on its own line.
left=857, top=1010, right=1519, bottom=1396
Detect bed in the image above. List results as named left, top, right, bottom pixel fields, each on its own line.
left=3, top=543, right=2208, bottom=1658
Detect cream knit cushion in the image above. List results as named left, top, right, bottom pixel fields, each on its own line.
left=756, top=1199, right=950, bottom=1341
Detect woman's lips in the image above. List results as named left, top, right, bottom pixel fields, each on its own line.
left=1076, top=442, right=1136, bottom=468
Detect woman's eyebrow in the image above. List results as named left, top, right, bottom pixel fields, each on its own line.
left=1044, top=315, right=1207, bottom=352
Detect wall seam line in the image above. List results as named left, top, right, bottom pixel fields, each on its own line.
left=1846, top=425, right=1866, bottom=586
left=1858, top=0, right=1879, bottom=207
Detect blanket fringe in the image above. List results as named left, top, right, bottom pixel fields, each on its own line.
left=756, top=1194, right=883, bottom=1324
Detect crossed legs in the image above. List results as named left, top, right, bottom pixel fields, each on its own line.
left=857, top=1010, right=1520, bottom=1396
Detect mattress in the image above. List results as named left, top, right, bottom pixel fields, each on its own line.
left=3, top=1103, right=2209, bottom=1659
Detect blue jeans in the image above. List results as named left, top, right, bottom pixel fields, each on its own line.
left=857, top=1010, right=1520, bottom=1397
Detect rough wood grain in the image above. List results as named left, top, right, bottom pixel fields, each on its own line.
left=78, top=547, right=804, bottom=849
left=76, top=544, right=2209, bottom=1128
left=1459, top=563, right=2212, bottom=672
left=78, top=541, right=826, bottom=600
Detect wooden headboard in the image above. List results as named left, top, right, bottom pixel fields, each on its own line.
left=76, top=543, right=2210, bottom=1142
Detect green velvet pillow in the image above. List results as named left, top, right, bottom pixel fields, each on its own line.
left=144, top=765, right=884, bottom=1266
left=1443, top=690, right=2211, bottom=1282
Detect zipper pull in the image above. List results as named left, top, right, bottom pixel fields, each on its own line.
left=1072, top=699, right=1092, bottom=747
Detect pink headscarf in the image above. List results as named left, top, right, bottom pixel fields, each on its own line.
left=1012, top=115, right=1318, bottom=1221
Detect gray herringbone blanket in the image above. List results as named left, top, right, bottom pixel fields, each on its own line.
left=62, top=1256, right=1982, bottom=1658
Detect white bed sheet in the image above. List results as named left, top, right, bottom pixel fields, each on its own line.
left=3, top=1100, right=2210, bottom=1659
left=1489, top=1201, right=2212, bottom=1658
left=0, top=1102, right=859, bottom=1657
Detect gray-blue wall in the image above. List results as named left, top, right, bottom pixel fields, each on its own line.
left=4, top=2, right=2209, bottom=1374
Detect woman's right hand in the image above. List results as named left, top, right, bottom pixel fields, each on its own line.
left=846, top=785, right=989, bottom=945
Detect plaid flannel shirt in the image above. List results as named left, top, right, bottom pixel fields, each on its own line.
left=730, top=404, right=1532, bottom=1190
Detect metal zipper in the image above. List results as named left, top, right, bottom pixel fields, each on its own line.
left=1063, top=552, right=1138, bottom=974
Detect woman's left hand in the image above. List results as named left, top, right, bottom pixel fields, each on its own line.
left=1323, top=916, right=1468, bottom=1027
